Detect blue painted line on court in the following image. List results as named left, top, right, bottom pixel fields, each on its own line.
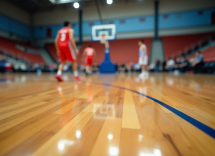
left=93, top=82, right=215, bottom=139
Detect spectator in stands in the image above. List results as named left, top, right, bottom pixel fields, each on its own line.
left=126, top=62, right=134, bottom=73
left=0, top=55, right=6, bottom=74
left=154, top=58, right=160, bottom=72
left=160, top=60, right=166, bottom=72
left=49, top=64, right=54, bottom=73
left=67, top=64, right=72, bottom=73
left=174, top=57, right=181, bottom=71
left=133, top=64, right=141, bottom=72
left=11, top=62, right=16, bottom=73
left=192, top=51, right=204, bottom=73
left=44, top=64, right=49, bottom=72
left=119, top=62, right=126, bottom=73
left=165, top=57, right=175, bottom=72
left=27, top=64, right=32, bottom=72
left=179, top=56, right=189, bottom=73
left=40, top=64, right=45, bottom=72
left=53, top=63, right=58, bottom=72
left=92, top=63, right=99, bottom=74
left=79, top=65, right=85, bottom=73
left=148, top=62, right=155, bottom=72
left=34, top=63, right=42, bottom=75
left=115, top=63, right=119, bottom=73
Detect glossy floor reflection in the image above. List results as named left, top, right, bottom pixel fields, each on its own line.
left=0, top=73, right=215, bottom=156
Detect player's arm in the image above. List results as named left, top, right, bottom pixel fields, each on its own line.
left=82, top=49, right=86, bottom=65
left=141, top=46, right=145, bottom=60
left=93, top=49, right=97, bottom=64
left=55, top=31, right=60, bottom=56
left=69, top=29, right=79, bottom=55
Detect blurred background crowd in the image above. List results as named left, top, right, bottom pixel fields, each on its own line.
left=1, top=50, right=214, bottom=75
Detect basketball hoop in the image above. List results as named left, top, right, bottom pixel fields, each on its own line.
left=100, top=35, right=109, bottom=48
left=92, top=24, right=116, bottom=41
left=100, top=35, right=106, bottom=44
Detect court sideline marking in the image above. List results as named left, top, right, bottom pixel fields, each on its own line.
left=90, top=82, right=215, bottom=139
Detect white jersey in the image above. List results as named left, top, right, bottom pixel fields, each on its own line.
left=139, top=44, right=148, bottom=65
left=139, top=44, right=147, bottom=58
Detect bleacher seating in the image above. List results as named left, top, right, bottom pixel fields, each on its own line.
left=201, top=46, right=215, bottom=62
left=45, top=43, right=58, bottom=62
left=0, top=36, right=44, bottom=63
left=187, top=46, right=215, bottom=74
left=162, top=32, right=213, bottom=59
left=45, top=34, right=215, bottom=66
left=188, top=46, right=215, bottom=62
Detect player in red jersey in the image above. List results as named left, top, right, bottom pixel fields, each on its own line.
left=55, top=21, right=81, bottom=81
left=82, top=45, right=97, bottom=75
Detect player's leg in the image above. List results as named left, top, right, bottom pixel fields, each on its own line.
left=56, top=47, right=66, bottom=81
left=88, top=65, right=92, bottom=74
left=58, top=61, right=66, bottom=74
left=142, top=65, right=148, bottom=76
left=139, top=57, right=145, bottom=77
left=140, top=57, right=148, bottom=77
left=139, top=64, right=148, bottom=78
left=66, top=46, right=81, bottom=80
left=89, top=58, right=93, bottom=74
left=56, top=61, right=66, bottom=81
left=85, top=65, right=89, bottom=75
left=85, top=58, right=93, bottom=75
left=72, top=61, right=81, bottom=80
left=140, top=65, right=145, bottom=75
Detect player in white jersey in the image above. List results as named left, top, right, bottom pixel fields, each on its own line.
left=138, top=40, right=148, bottom=77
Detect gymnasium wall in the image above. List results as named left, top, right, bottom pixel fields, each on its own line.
left=0, top=1, right=30, bottom=38
left=33, top=8, right=215, bottom=40
left=33, top=0, right=215, bottom=25
left=0, top=0, right=30, bottom=25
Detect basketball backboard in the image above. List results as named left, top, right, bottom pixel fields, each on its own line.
left=91, top=24, right=116, bottom=41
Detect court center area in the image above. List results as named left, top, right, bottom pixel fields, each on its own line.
left=0, top=73, right=215, bottom=156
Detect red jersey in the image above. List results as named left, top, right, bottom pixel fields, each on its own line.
left=86, top=48, right=94, bottom=58
left=58, top=27, right=70, bottom=47
left=57, top=27, right=76, bottom=62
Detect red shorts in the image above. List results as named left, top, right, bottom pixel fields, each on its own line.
left=86, top=57, right=93, bottom=66
left=59, top=45, right=76, bottom=62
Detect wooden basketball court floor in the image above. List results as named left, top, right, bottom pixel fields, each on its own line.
left=0, top=73, right=215, bottom=156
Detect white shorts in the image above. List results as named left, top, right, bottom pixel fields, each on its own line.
left=139, top=56, right=148, bottom=65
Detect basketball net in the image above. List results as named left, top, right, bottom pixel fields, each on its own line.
left=100, top=35, right=109, bottom=48
left=100, top=35, right=106, bottom=43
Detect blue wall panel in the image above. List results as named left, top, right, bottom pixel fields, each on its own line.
left=83, top=21, right=101, bottom=35
left=32, top=8, right=215, bottom=39
left=34, top=26, right=46, bottom=38
left=1, top=8, right=215, bottom=39
left=159, top=9, right=213, bottom=29
left=0, top=14, right=10, bottom=31
left=34, top=23, right=79, bottom=38
left=0, top=13, right=30, bottom=38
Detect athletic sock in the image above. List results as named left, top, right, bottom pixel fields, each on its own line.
left=57, top=70, right=62, bottom=75
left=74, top=71, right=78, bottom=77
